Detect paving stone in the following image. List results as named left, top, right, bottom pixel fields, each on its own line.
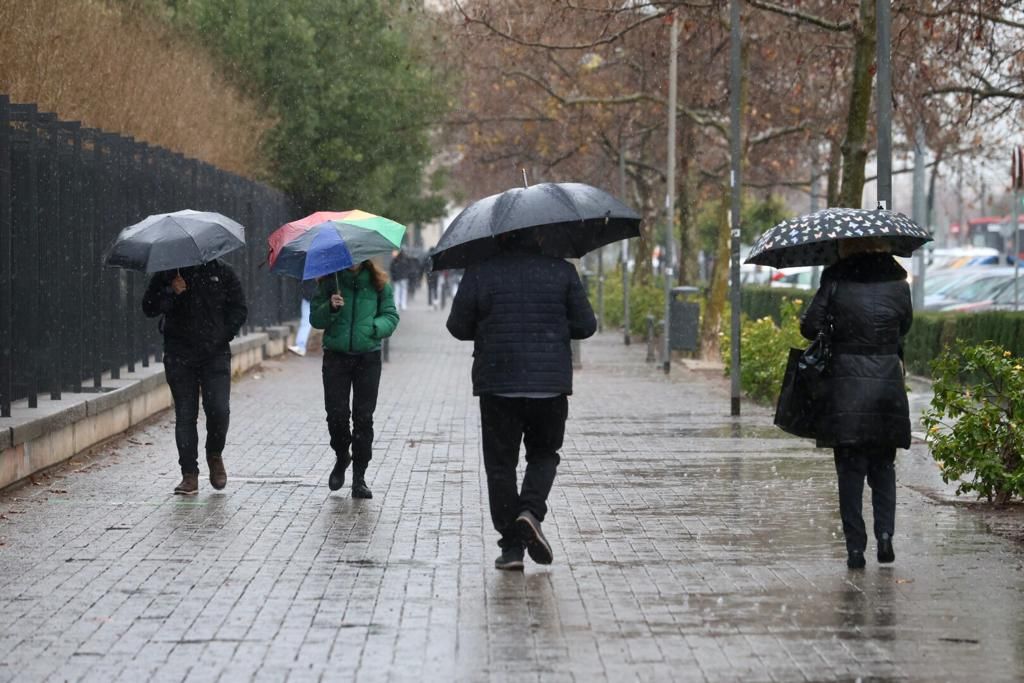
left=0, top=296, right=1023, bottom=681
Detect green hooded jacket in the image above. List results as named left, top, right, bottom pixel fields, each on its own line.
left=310, top=268, right=399, bottom=353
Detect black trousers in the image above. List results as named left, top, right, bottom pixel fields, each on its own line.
left=480, top=394, right=568, bottom=550
left=833, top=445, right=897, bottom=554
left=322, top=350, right=382, bottom=468
left=164, top=352, right=232, bottom=475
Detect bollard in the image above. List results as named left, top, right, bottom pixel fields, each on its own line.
left=382, top=337, right=389, bottom=363
left=571, top=339, right=582, bottom=369
left=645, top=315, right=656, bottom=363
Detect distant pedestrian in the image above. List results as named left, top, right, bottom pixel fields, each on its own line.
left=800, top=237, right=912, bottom=569
left=288, top=280, right=318, bottom=356
left=446, top=232, right=596, bottom=571
left=389, top=250, right=412, bottom=311
left=311, top=260, right=399, bottom=499
left=142, top=260, right=248, bottom=495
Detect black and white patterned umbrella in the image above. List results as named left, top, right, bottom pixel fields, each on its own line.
left=744, top=207, right=932, bottom=268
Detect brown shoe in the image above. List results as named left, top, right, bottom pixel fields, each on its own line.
left=206, top=454, right=227, bottom=490
left=174, top=473, right=199, bottom=495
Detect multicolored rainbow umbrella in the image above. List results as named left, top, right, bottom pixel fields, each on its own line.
left=267, top=210, right=406, bottom=280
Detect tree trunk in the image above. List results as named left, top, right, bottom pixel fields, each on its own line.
left=631, top=177, right=658, bottom=286
left=826, top=137, right=842, bottom=208
left=837, top=0, right=877, bottom=208
left=677, top=120, right=700, bottom=286
left=699, top=187, right=730, bottom=359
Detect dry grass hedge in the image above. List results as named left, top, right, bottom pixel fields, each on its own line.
left=0, top=0, right=271, bottom=178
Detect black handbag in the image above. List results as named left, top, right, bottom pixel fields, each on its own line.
left=774, top=281, right=837, bottom=438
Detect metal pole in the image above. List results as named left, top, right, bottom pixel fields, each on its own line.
left=662, top=10, right=678, bottom=374
left=0, top=96, right=10, bottom=417
left=810, top=169, right=821, bottom=288
left=597, top=246, right=604, bottom=333
left=911, top=125, right=927, bottom=309
left=729, top=0, right=742, bottom=416
left=1014, top=146, right=1022, bottom=310
left=876, top=0, right=892, bottom=210
left=620, top=146, right=630, bottom=345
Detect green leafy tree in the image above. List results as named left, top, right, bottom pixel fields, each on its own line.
left=171, top=0, right=449, bottom=221
left=696, top=192, right=790, bottom=255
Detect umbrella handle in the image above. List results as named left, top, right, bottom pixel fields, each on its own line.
left=335, top=271, right=340, bottom=293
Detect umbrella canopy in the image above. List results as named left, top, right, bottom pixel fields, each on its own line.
left=744, top=206, right=932, bottom=269
left=103, top=210, right=245, bottom=273
left=268, top=210, right=405, bottom=280
left=429, top=182, right=641, bottom=271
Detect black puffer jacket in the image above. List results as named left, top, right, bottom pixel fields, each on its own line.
left=800, top=253, right=913, bottom=448
left=446, top=251, right=597, bottom=395
left=142, top=260, right=248, bottom=361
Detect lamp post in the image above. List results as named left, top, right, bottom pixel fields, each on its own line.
left=728, top=0, right=742, bottom=416
left=661, top=10, right=678, bottom=374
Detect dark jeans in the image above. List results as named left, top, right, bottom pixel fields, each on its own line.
left=322, top=350, right=382, bottom=468
left=480, top=394, right=568, bottom=550
left=833, top=446, right=897, bottom=554
left=164, top=352, right=232, bottom=475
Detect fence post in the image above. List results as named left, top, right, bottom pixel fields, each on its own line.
left=645, top=314, right=656, bottom=363
left=0, top=96, right=11, bottom=416
left=24, top=105, right=39, bottom=407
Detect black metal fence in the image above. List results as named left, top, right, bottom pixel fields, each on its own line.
left=0, top=95, right=300, bottom=417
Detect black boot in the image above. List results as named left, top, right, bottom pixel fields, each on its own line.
left=351, top=463, right=372, bottom=499
left=329, top=452, right=351, bottom=492
left=877, top=533, right=895, bottom=564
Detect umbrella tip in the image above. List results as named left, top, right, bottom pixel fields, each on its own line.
left=522, top=168, right=529, bottom=188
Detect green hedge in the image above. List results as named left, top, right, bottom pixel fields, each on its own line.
left=741, top=286, right=808, bottom=324
left=904, top=312, right=1024, bottom=376
left=589, top=267, right=667, bottom=337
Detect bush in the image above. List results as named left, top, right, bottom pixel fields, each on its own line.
left=590, top=267, right=666, bottom=337
left=723, top=297, right=807, bottom=403
left=922, top=341, right=1024, bottom=503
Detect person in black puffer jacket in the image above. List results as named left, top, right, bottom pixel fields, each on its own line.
left=800, top=237, right=913, bottom=570
left=446, top=233, right=596, bottom=571
left=143, top=259, right=247, bottom=496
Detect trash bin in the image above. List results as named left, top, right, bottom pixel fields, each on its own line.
left=669, top=286, right=700, bottom=352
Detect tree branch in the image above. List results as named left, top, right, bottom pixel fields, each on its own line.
left=452, top=0, right=669, bottom=51
left=745, top=0, right=855, bottom=31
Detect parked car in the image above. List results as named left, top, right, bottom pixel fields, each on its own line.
left=768, top=266, right=816, bottom=290
left=923, top=267, right=1018, bottom=311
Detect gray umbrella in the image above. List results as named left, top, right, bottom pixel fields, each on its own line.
left=429, top=182, right=641, bottom=271
left=104, top=210, right=246, bottom=273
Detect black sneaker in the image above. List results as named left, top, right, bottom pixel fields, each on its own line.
left=329, top=453, right=351, bottom=491
left=877, top=533, right=895, bottom=564
left=847, top=550, right=866, bottom=569
left=515, top=511, right=553, bottom=565
left=494, top=547, right=525, bottom=571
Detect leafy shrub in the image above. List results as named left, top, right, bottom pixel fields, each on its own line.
left=590, top=267, right=666, bottom=337
left=724, top=297, right=807, bottom=403
left=922, top=341, right=1024, bottom=503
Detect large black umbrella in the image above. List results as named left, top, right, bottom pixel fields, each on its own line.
left=104, top=210, right=246, bottom=272
left=429, top=182, right=641, bottom=271
left=744, top=206, right=932, bottom=269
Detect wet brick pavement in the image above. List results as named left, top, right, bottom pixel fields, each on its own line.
left=1, top=297, right=1024, bottom=682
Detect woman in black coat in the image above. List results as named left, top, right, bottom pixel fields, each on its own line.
left=800, top=238, right=913, bottom=569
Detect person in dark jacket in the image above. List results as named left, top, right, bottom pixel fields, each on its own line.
left=800, top=237, right=913, bottom=569
left=311, top=260, right=399, bottom=499
left=446, top=233, right=597, bottom=571
left=142, top=259, right=248, bottom=495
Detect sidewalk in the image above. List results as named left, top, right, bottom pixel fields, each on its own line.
left=1, top=299, right=1023, bottom=682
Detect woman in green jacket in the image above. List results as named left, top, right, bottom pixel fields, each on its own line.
left=310, top=260, right=399, bottom=498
